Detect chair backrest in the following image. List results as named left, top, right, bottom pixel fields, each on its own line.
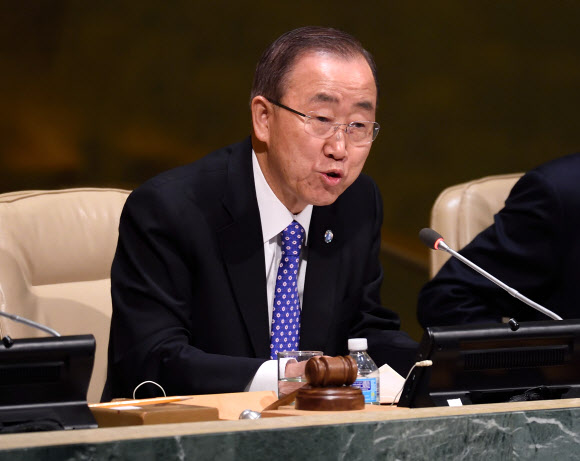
left=429, top=173, right=523, bottom=278
left=0, top=188, right=130, bottom=402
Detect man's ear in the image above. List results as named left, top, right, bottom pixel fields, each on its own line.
left=251, top=96, right=271, bottom=143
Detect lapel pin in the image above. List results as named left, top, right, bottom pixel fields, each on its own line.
left=324, top=229, right=333, bottom=244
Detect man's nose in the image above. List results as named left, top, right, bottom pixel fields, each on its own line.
left=324, top=126, right=348, bottom=159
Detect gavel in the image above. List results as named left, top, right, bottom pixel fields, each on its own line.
left=296, top=355, right=365, bottom=411
left=245, top=355, right=365, bottom=416
left=304, top=355, right=358, bottom=387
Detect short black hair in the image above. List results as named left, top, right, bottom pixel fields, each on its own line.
left=250, top=26, right=379, bottom=104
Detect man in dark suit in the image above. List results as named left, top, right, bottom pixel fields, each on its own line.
left=103, top=27, right=417, bottom=400
left=418, top=152, right=580, bottom=328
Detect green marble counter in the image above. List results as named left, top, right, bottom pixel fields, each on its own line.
left=1, top=399, right=580, bottom=460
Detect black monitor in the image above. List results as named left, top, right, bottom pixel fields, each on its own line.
left=398, top=319, right=580, bottom=408
left=0, top=334, right=97, bottom=432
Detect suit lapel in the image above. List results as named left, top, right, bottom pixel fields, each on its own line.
left=300, top=204, right=343, bottom=351
left=216, top=141, right=270, bottom=358
left=214, top=139, right=345, bottom=357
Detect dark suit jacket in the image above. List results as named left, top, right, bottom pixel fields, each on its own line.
left=103, top=138, right=417, bottom=400
left=418, top=152, right=580, bottom=327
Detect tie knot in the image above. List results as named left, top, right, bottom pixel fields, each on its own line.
left=281, top=221, right=305, bottom=256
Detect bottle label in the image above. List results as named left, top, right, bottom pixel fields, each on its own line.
left=352, top=377, right=378, bottom=403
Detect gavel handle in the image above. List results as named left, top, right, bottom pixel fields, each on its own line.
left=262, top=386, right=311, bottom=412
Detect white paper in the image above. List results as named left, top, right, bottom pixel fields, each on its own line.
left=379, top=363, right=405, bottom=403
left=447, top=398, right=463, bottom=407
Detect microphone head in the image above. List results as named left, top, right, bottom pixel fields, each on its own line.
left=419, top=228, right=444, bottom=250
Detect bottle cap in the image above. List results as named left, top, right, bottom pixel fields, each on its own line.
left=348, top=338, right=367, bottom=351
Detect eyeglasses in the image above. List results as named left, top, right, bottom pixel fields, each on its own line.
left=266, top=97, right=380, bottom=146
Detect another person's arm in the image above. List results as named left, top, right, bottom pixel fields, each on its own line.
left=418, top=170, right=563, bottom=327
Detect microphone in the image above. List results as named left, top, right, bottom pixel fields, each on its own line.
left=419, top=228, right=562, bottom=321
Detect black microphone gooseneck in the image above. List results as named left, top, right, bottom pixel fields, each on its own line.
left=419, top=228, right=562, bottom=321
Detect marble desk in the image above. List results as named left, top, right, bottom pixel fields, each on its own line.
left=2, top=398, right=580, bottom=460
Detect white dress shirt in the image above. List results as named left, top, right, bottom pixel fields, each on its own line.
left=246, top=151, right=313, bottom=393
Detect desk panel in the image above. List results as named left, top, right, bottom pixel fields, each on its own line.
left=2, top=399, right=580, bottom=460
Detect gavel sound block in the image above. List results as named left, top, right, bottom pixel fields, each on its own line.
left=295, top=355, right=365, bottom=411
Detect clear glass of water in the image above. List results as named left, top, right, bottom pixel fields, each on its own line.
left=277, top=350, right=323, bottom=398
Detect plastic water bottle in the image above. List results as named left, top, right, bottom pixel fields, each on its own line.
left=348, top=338, right=380, bottom=405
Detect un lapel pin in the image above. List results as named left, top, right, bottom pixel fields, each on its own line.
left=324, top=229, right=333, bottom=244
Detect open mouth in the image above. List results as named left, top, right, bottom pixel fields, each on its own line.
left=325, top=171, right=342, bottom=179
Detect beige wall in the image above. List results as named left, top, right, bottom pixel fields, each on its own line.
left=2, top=1, right=579, bottom=339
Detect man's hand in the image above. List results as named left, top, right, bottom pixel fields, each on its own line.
left=278, top=359, right=308, bottom=397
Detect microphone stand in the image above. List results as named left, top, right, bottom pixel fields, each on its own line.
left=0, top=287, right=60, bottom=348
left=436, top=239, right=562, bottom=321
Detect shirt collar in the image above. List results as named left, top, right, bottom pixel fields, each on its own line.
left=252, top=150, right=312, bottom=244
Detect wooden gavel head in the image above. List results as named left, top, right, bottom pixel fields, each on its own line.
left=304, top=355, right=358, bottom=387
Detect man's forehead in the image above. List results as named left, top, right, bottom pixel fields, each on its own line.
left=284, top=52, right=377, bottom=108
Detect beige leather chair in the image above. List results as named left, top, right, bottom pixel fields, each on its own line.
left=0, top=188, right=130, bottom=402
left=429, top=173, right=523, bottom=278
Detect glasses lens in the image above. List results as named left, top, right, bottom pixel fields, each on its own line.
left=304, top=116, right=379, bottom=145
left=348, top=122, right=373, bottom=144
left=347, top=122, right=380, bottom=145
left=304, top=117, right=334, bottom=138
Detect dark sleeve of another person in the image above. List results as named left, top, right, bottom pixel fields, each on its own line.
left=417, top=169, right=564, bottom=328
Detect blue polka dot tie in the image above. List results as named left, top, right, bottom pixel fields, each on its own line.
left=270, top=221, right=305, bottom=359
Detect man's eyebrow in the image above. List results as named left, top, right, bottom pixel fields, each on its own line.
left=355, top=100, right=374, bottom=111
left=309, top=93, right=375, bottom=112
left=310, top=93, right=339, bottom=104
